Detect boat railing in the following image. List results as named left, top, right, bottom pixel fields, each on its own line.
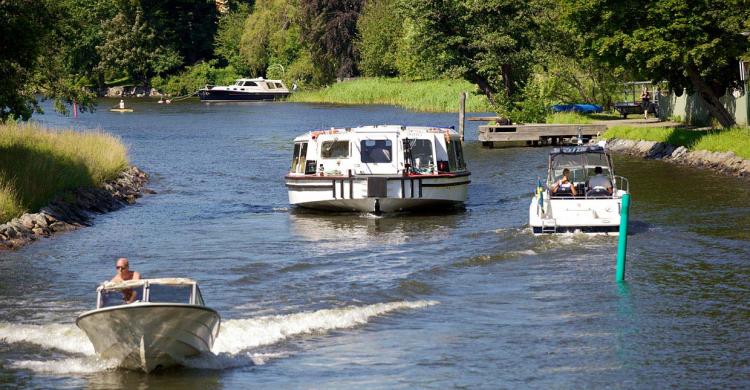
left=613, top=175, right=629, bottom=194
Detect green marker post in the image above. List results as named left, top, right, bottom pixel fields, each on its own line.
left=616, top=193, right=631, bottom=282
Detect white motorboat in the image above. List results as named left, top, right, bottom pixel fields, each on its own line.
left=198, top=77, right=290, bottom=102
left=529, top=144, right=629, bottom=234
left=285, top=125, right=471, bottom=213
left=76, top=278, right=220, bottom=373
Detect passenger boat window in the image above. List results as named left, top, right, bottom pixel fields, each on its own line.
left=275, top=82, right=284, bottom=88
left=446, top=140, right=466, bottom=172
left=291, top=142, right=308, bottom=173
left=407, top=139, right=434, bottom=171
left=244, top=81, right=257, bottom=87
left=100, top=287, right=143, bottom=307
left=194, top=286, right=205, bottom=306
left=361, top=139, right=392, bottom=163
left=321, top=140, right=350, bottom=158
left=266, top=82, right=276, bottom=89
left=148, top=284, right=192, bottom=304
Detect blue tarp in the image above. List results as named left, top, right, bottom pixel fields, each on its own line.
left=551, top=104, right=603, bottom=114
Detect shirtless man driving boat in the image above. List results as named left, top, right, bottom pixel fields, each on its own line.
left=111, top=258, right=141, bottom=303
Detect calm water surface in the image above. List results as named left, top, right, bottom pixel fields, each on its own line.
left=0, top=99, right=748, bottom=389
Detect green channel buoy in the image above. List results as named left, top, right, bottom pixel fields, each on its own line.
left=616, top=193, right=631, bottom=282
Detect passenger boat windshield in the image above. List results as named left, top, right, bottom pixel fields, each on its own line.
left=97, top=279, right=204, bottom=308
left=548, top=146, right=613, bottom=184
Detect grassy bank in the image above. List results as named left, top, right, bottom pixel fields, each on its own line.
left=0, top=122, right=128, bottom=222
left=603, top=126, right=750, bottom=159
left=288, top=77, right=494, bottom=112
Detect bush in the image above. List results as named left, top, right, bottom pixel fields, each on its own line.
left=152, top=62, right=241, bottom=96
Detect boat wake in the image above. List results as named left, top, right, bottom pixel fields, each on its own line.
left=0, top=300, right=438, bottom=373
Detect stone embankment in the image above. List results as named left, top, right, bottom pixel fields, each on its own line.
left=0, top=166, right=151, bottom=250
left=606, top=138, right=750, bottom=178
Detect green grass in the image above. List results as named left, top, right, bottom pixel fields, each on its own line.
left=0, top=122, right=129, bottom=222
left=603, top=126, right=750, bottom=159
left=288, top=77, right=494, bottom=112
left=545, top=112, right=594, bottom=124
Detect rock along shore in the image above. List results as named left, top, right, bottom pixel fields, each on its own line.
left=0, top=166, right=151, bottom=250
left=606, top=138, right=750, bottom=178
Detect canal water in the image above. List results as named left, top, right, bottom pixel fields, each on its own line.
left=0, top=99, right=748, bottom=388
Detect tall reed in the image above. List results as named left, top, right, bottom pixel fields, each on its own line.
left=289, top=77, right=494, bottom=112
left=0, top=122, right=129, bottom=221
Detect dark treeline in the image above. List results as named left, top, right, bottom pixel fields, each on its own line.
left=1, top=0, right=748, bottom=126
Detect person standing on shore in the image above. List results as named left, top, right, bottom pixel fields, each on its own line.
left=640, top=87, right=651, bottom=119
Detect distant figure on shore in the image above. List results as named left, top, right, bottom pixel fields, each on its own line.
left=640, top=88, right=651, bottom=119
left=111, top=257, right=141, bottom=303
left=118, top=99, right=126, bottom=109
left=292, top=82, right=298, bottom=92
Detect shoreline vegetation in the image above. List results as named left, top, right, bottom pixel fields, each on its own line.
left=0, top=122, right=129, bottom=222
left=288, top=78, right=494, bottom=112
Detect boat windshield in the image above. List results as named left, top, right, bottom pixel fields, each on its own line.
left=550, top=152, right=611, bottom=183
left=148, top=283, right=192, bottom=304
left=100, top=286, right=144, bottom=308
left=361, top=140, right=392, bottom=163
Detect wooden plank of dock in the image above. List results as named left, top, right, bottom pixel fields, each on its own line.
left=478, top=123, right=606, bottom=147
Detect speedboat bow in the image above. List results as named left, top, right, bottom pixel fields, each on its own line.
left=76, top=278, right=220, bottom=372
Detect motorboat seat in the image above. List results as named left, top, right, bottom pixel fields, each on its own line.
left=586, top=187, right=611, bottom=198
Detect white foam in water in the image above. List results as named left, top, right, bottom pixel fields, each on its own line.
left=1, top=300, right=438, bottom=373
left=0, top=322, right=94, bottom=355
left=212, top=300, right=439, bottom=354
left=11, top=357, right=120, bottom=374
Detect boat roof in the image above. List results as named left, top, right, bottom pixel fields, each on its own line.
left=236, top=77, right=284, bottom=83
left=550, top=145, right=606, bottom=156
left=98, top=278, right=197, bottom=291
left=294, top=125, right=457, bottom=141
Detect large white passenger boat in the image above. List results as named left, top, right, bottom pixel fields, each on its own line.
left=197, top=78, right=290, bottom=102
left=285, top=125, right=471, bottom=213
left=76, top=278, right=220, bottom=373
left=529, top=144, right=629, bottom=234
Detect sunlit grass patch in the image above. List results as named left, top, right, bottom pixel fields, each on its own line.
left=289, top=77, right=494, bottom=112
left=0, top=122, right=129, bottom=222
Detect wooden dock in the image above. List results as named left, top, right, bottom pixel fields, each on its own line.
left=477, top=123, right=606, bottom=147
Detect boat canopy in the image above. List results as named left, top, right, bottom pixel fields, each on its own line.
left=550, top=145, right=605, bottom=156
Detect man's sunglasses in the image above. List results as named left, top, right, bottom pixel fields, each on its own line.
left=116, top=266, right=128, bottom=270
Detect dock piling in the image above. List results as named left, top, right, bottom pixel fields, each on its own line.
left=615, top=193, right=631, bottom=282
left=458, top=92, right=466, bottom=141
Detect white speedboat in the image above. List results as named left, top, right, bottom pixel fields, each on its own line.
left=285, top=125, right=471, bottom=213
left=197, top=77, right=290, bottom=101
left=76, top=278, right=220, bottom=373
left=529, top=144, right=629, bottom=234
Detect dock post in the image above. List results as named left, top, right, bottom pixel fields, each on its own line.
left=458, top=92, right=466, bottom=141
left=615, top=193, right=631, bottom=282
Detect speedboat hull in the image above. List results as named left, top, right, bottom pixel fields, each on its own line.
left=76, top=303, right=220, bottom=372
left=197, top=89, right=289, bottom=102
left=286, top=174, right=470, bottom=213
left=529, top=194, right=623, bottom=235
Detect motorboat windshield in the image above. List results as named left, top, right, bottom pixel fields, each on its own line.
left=547, top=145, right=613, bottom=184
left=96, top=278, right=205, bottom=309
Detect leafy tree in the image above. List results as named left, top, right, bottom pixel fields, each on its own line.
left=566, top=0, right=750, bottom=128
left=0, top=0, right=95, bottom=121
left=139, top=0, right=219, bottom=66
left=300, top=0, right=363, bottom=82
left=356, top=0, right=401, bottom=77
left=239, top=0, right=301, bottom=77
left=215, top=3, right=252, bottom=74
left=96, top=7, right=183, bottom=88
left=398, top=0, right=538, bottom=106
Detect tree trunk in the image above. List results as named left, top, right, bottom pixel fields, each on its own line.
left=686, top=63, right=736, bottom=128
left=501, top=63, right=512, bottom=96
left=468, top=73, right=497, bottom=106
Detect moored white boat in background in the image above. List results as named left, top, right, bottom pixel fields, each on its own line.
left=198, top=78, right=290, bottom=102
left=285, top=125, right=470, bottom=213
left=529, top=144, right=629, bottom=234
left=76, top=278, right=220, bottom=373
